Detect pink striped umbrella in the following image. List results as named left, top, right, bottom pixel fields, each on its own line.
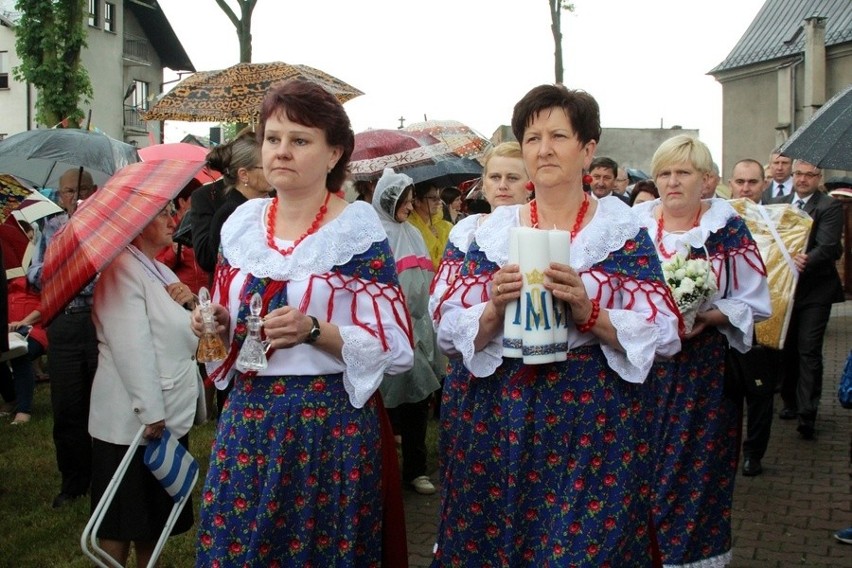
left=39, top=159, right=205, bottom=324
left=138, top=142, right=222, bottom=185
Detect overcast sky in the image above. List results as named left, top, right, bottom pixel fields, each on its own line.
left=158, top=0, right=768, bottom=167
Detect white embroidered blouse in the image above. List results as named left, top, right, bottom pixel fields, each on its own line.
left=431, top=197, right=682, bottom=383
left=210, top=198, right=414, bottom=408
left=633, top=197, right=771, bottom=352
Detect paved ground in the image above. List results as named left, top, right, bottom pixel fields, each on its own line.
left=402, top=300, right=852, bottom=567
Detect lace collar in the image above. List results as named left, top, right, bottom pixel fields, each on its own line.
left=220, top=199, right=386, bottom=280
left=474, top=197, right=641, bottom=271
left=634, top=197, right=738, bottom=250
left=447, top=213, right=482, bottom=251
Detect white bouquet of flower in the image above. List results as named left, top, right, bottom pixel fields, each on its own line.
left=662, top=253, right=718, bottom=334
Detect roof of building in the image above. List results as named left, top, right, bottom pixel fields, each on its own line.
left=125, top=1, right=194, bottom=72
left=0, top=0, right=194, bottom=72
left=710, top=0, right=852, bottom=74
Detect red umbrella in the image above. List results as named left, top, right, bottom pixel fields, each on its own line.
left=39, top=159, right=205, bottom=324
left=138, top=143, right=221, bottom=185
left=349, top=129, right=483, bottom=186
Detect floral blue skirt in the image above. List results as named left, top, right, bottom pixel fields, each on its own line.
left=649, top=330, right=741, bottom=567
left=196, top=373, right=382, bottom=568
left=434, top=346, right=657, bottom=567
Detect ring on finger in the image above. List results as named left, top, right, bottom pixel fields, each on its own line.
left=497, top=284, right=503, bottom=294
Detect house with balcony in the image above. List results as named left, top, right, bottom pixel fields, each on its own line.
left=0, top=0, right=193, bottom=147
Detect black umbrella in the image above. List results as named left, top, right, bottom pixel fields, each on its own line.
left=0, top=128, right=139, bottom=188
left=404, top=157, right=483, bottom=187
left=626, top=168, right=651, bottom=183
left=778, top=85, right=852, bottom=171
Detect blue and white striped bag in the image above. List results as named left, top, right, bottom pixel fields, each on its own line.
left=143, top=429, right=198, bottom=503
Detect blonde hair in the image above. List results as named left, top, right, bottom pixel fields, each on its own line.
left=482, top=141, right=522, bottom=175
left=650, top=135, right=713, bottom=177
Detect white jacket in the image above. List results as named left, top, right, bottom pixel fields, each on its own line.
left=88, top=249, right=200, bottom=445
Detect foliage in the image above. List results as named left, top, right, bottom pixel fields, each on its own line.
left=548, top=0, right=576, bottom=84
left=12, top=0, right=93, bottom=128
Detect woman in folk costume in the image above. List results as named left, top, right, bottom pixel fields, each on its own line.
left=633, top=134, right=770, bottom=567
left=429, top=84, right=681, bottom=566
left=429, top=140, right=530, bottom=502
left=372, top=168, right=442, bottom=495
left=193, top=80, right=413, bottom=567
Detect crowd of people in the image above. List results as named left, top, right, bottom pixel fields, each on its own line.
left=0, top=79, right=847, bottom=566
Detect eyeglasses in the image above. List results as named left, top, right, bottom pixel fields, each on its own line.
left=792, top=171, right=820, bottom=179
left=251, top=166, right=264, bottom=170
left=60, top=188, right=95, bottom=199
left=425, top=195, right=441, bottom=202
left=157, top=206, right=177, bottom=218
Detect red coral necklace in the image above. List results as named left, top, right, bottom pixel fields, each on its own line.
left=266, top=192, right=331, bottom=256
left=655, top=206, right=702, bottom=259
left=529, top=192, right=590, bottom=239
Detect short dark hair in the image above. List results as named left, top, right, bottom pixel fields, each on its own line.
left=628, top=179, right=659, bottom=206
left=440, top=186, right=462, bottom=205
left=413, top=181, right=438, bottom=201
left=511, top=84, right=601, bottom=146
left=589, top=156, right=618, bottom=177
left=257, top=79, right=355, bottom=191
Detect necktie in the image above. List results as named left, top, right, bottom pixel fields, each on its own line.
left=795, top=199, right=805, bottom=210
left=776, top=183, right=785, bottom=197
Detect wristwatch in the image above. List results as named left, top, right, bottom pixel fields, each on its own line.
left=305, top=315, right=321, bottom=344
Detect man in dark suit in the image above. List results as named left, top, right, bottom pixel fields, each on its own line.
left=761, top=151, right=793, bottom=203
left=728, top=158, right=781, bottom=475
left=589, top=156, right=629, bottom=204
left=771, top=159, right=844, bottom=439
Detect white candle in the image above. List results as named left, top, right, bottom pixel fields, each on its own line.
left=516, top=227, right=557, bottom=364
left=502, top=227, right=523, bottom=358
left=548, top=230, right=571, bottom=362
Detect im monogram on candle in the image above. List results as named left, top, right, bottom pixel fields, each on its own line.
left=503, top=226, right=574, bottom=364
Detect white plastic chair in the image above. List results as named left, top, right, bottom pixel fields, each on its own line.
left=81, top=426, right=199, bottom=567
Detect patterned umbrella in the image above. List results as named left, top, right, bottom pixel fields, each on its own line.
left=349, top=127, right=485, bottom=186
left=39, top=159, right=205, bottom=324
left=141, top=62, right=364, bottom=124
left=0, top=173, right=38, bottom=224
left=403, top=120, right=492, bottom=161
left=0, top=128, right=139, bottom=188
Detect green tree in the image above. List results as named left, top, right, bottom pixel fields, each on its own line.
left=12, top=0, right=92, bottom=127
left=214, top=0, right=258, bottom=63
left=549, top=1, right=576, bottom=84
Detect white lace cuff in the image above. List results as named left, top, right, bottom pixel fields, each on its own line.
left=452, top=302, right=503, bottom=378
left=601, top=310, right=659, bottom=384
left=340, top=325, right=394, bottom=408
left=714, top=298, right=753, bottom=353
